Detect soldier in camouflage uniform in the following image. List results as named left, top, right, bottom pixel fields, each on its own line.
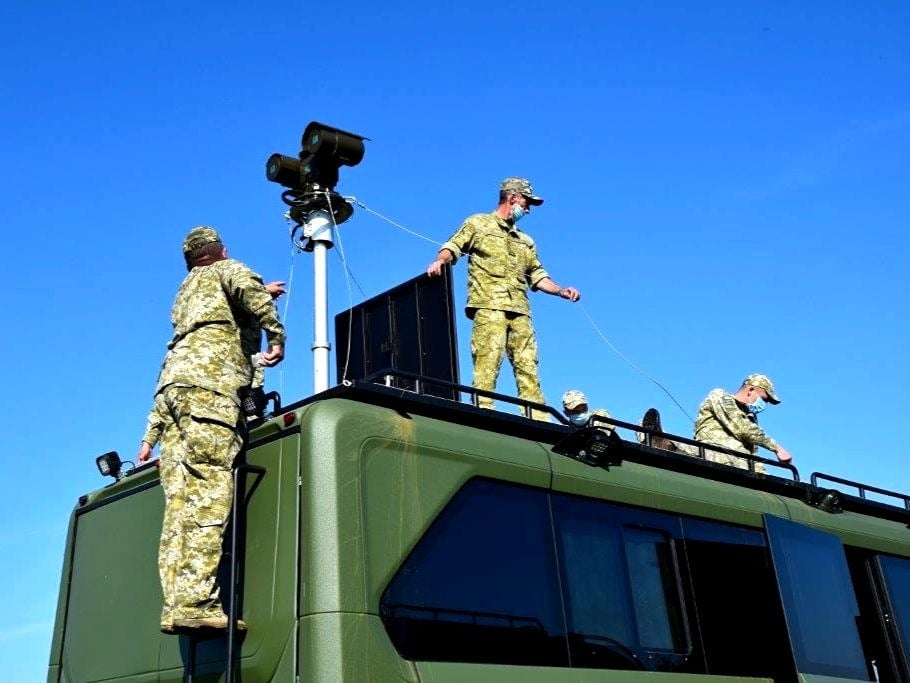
left=241, top=280, right=286, bottom=395
left=562, top=389, right=614, bottom=433
left=137, top=226, right=286, bottom=634
left=427, top=178, right=580, bottom=421
left=693, top=373, right=793, bottom=473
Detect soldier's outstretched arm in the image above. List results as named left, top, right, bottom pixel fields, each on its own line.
left=775, top=445, right=793, bottom=463
left=709, top=392, right=777, bottom=452
left=429, top=219, right=478, bottom=276
left=264, top=281, right=286, bottom=299
left=259, top=345, right=285, bottom=367
left=223, top=264, right=287, bottom=362
left=427, top=249, right=455, bottom=277
left=138, top=400, right=165, bottom=463
left=535, top=277, right=581, bottom=302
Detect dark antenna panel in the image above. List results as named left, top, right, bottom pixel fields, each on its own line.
left=335, top=266, right=460, bottom=400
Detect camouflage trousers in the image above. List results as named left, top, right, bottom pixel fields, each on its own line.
left=154, top=385, right=242, bottom=629
left=470, top=308, right=548, bottom=421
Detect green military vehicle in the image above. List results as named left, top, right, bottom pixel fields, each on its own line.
left=48, top=369, right=910, bottom=682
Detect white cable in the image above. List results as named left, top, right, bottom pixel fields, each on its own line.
left=329, top=194, right=695, bottom=423
left=353, top=199, right=444, bottom=245
left=579, top=302, right=694, bottom=423
left=325, top=192, right=355, bottom=384
left=278, top=236, right=300, bottom=396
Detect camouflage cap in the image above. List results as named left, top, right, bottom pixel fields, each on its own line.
left=744, top=373, right=780, bottom=404
left=501, top=177, right=544, bottom=205
left=562, top=389, right=588, bottom=410
left=182, top=226, right=222, bottom=254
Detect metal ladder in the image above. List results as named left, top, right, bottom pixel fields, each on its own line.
left=183, top=458, right=266, bottom=682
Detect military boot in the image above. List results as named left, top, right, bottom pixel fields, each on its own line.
left=641, top=408, right=679, bottom=452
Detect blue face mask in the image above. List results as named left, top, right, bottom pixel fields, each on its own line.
left=747, top=397, right=766, bottom=415
left=568, top=411, right=591, bottom=426
left=510, top=205, right=527, bottom=223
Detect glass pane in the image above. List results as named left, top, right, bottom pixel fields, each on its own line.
left=624, top=527, right=687, bottom=652
left=380, top=478, right=568, bottom=666
left=552, top=494, right=691, bottom=672
left=879, top=554, right=910, bottom=669
left=559, top=510, right=632, bottom=646
left=765, top=515, right=870, bottom=680
left=682, top=517, right=794, bottom=679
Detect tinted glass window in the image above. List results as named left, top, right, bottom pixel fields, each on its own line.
left=879, top=555, right=910, bottom=670
left=765, top=515, right=870, bottom=680
left=558, top=508, right=635, bottom=655
left=624, top=526, right=687, bottom=652
left=380, top=479, right=568, bottom=666
left=553, top=495, right=690, bottom=672
left=682, top=517, right=795, bottom=679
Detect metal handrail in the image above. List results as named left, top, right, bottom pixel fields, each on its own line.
left=361, top=369, right=800, bottom=482
left=811, top=472, right=910, bottom=511
left=590, top=414, right=801, bottom=482
left=363, top=368, right=567, bottom=422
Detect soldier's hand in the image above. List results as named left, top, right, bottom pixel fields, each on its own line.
left=775, top=446, right=793, bottom=464
left=559, top=286, right=581, bottom=302
left=137, top=441, right=154, bottom=464
left=427, top=259, right=444, bottom=277
left=265, top=281, right=286, bottom=299
left=260, top=345, right=285, bottom=367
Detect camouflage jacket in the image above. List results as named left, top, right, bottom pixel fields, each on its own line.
left=142, top=400, right=166, bottom=447
left=693, top=388, right=777, bottom=455
left=442, top=212, right=549, bottom=316
left=153, top=258, right=285, bottom=405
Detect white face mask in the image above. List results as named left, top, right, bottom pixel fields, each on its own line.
left=510, top=204, right=527, bottom=223
left=568, top=411, right=591, bottom=426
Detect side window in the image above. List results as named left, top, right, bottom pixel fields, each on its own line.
left=765, top=515, right=870, bottom=680
left=682, top=517, right=795, bottom=679
left=558, top=508, right=635, bottom=655
left=553, top=495, right=691, bottom=672
left=623, top=526, right=688, bottom=653
left=380, top=479, right=568, bottom=666
left=877, top=554, right=910, bottom=677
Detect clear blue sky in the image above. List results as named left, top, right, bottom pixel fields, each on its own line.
left=2, top=1, right=908, bottom=679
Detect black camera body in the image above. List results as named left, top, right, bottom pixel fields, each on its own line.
left=266, top=121, right=366, bottom=194
left=266, top=121, right=367, bottom=230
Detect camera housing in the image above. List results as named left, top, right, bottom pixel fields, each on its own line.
left=266, top=121, right=367, bottom=231
left=266, top=121, right=366, bottom=194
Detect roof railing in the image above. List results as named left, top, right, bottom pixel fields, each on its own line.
left=363, top=368, right=568, bottom=423
left=604, top=414, right=801, bottom=482
left=334, top=370, right=910, bottom=526
left=811, top=472, right=910, bottom=511
left=362, top=369, right=800, bottom=481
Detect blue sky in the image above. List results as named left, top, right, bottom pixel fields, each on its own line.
left=2, top=1, right=908, bottom=679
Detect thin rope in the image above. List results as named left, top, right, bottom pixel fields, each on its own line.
left=579, top=302, right=695, bottom=423
left=325, top=192, right=356, bottom=384
left=277, top=222, right=298, bottom=399
left=352, top=198, right=443, bottom=245
left=334, top=195, right=695, bottom=423
left=333, top=248, right=367, bottom=298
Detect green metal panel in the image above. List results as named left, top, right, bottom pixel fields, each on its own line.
left=59, top=482, right=162, bottom=682
left=297, top=613, right=417, bottom=682
left=298, top=398, right=552, bottom=617
left=157, top=431, right=301, bottom=682
left=415, top=662, right=771, bottom=682
left=47, top=510, right=76, bottom=682
left=53, top=417, right=301, bottom=682
left=779, top=496, right=910, bottom=556
left=549, top=450, right=791, bottom=528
